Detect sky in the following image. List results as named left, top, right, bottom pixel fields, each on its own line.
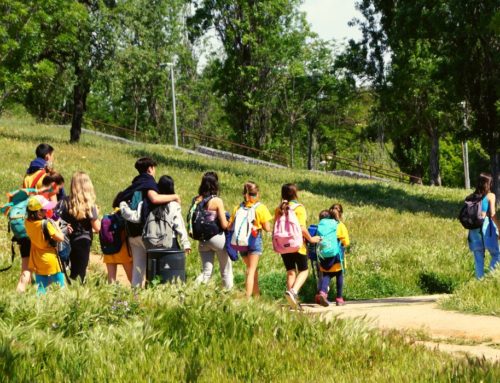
left=300, top=0, right=362, bottom=43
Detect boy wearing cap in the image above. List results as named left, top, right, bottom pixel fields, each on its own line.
left=25, top=195, right=65, bottom=294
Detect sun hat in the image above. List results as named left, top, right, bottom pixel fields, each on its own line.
left=27, top=195, right=57, bottom=212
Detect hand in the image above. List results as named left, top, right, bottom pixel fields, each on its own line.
left=173, top=194, right=181, bottom=203
left=66, top=224, right=73, bottom=234
left=309, top=235, right=321, bottom=244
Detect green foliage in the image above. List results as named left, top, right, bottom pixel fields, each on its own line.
left=442, top=271, right=500, bottom=316
left=0, top=115, right=500, bottom=380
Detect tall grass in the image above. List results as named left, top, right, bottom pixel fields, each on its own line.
left=0, top=115, right=499, bottom=380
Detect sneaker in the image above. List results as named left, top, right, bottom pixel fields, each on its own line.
left=335, top=297, right=345, bottom=306
left=314, top=294, right=321, bottom=305
left=318, top=292, right=330, bottom=307
left=285, top=290, right=298, bottom=310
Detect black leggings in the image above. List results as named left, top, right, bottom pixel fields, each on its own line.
left=69, top=238, right=91, bottom=282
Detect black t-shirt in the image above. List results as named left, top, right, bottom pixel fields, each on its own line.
left=58, top=199, right=98, bottom=241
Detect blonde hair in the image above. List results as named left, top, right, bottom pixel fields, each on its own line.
left=69, top=172, right=97, bottom=220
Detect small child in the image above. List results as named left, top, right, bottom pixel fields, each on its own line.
left=315, top=204, right=350, bottom=307
left=25, top=195, right=65, bottom=294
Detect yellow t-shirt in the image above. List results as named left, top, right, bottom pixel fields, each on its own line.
left=25, top=219, right=61, bottom=275
left=230, top=201, right=273, bottom=231
left=23, top=169, right=46, bottom=189
left=274, top=201, right=307, bottom=255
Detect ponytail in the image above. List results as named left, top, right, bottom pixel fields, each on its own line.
left=329, top=203, right=343, bottom=221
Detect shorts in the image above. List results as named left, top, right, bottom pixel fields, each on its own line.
left=35, top=272, right=65, bottom=294
left=18, top=237, right=31, bottom=258
left=240, top=232, right=263, bottom=256
left=281, top=252, right=308, bottom=272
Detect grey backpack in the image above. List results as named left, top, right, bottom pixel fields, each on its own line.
left=142, top=205, right=177, bottom=249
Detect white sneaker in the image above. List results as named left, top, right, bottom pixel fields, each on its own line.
left=285, top=290, right=298, bottom=310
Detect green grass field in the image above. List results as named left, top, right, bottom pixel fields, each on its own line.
left=0, top=113, right=499, bottom=381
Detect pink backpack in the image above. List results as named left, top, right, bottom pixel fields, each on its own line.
left=272, top=203, right=303, bottom=254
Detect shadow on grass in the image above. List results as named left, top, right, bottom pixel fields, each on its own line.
left=298, top=179, right=460, bottom=219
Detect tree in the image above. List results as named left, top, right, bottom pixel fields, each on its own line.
left=188, top=0, right=311, bottom=148
left=348, top=1, right=499, bottom=195
left=0, top=0, right=83, bottom=115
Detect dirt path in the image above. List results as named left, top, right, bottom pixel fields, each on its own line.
left=303, top=295, right=500, bottom=362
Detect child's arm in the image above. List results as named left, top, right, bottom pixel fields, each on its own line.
left=147, top=190, right=181, bottom=205
left=120, top=201, right=142, bottom=223
left=337, top=222, right=350, bottom=247
left=173, top=203, right=191, bottom=252
left=47, top=220, right=64, bottom=242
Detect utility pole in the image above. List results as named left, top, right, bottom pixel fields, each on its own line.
left=161, top=62, right=178, bottom=147
left=462, top=101, right=470, bottom=189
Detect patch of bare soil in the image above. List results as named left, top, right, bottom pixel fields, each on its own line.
left=303, top=295, right=500, bottom=362
left=89, top=252, right=130, bottom=286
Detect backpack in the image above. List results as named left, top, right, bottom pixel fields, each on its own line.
left=458, top=193, right=485, bottom=229
left=272, top=204, right=303, bottom=254
left=142, top=205, right=177, bottom=250
left=42, top=219, right=71, bottom=263
left=99, top=213, right=125, bottom=255
left=123, top=190, right=144, bottom=237
left=316, top=219, right=341, bottom=259
left=0, top=188, right=38, bottom=272
left=231, top=202, right=261, bottom=251
left=1, top=188, right=38, bottom=240
left=187, top=196, right=221, bottom=241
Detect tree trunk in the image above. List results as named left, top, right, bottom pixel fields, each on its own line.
left=134, top=104, right=139, bottom=141
left=70, top=64, right=90, bottom=143
left=429, top=126, right=441, bottom=186
left=307, top=122, right=316, bottom=170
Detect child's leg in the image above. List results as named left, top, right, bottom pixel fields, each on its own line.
left=472, top=249, right=485, bottom=279
left=243, top=253, right=260, bottom=297
left=34, top=274, right=49, bottom=295
left=53, top=272, right=65, bottom=288
left=319, top=273, right=333, bottom=294
left=69, top=238, right=91, bottom=282
left=122, top=262, right=133, bottom=283
left=106, top=264, right=118, bottom=283
left=334, top=271, right=344, bottom=298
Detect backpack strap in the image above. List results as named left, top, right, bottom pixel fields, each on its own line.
left=43, top=219, right=72, bottom=285
left=29, top=169, right=46, bottom=189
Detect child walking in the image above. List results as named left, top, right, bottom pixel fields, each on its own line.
left=229, top=181, right=272, bottom=298
left=25, top=195, right=65, bottom=294
left=59, top=172, right=101, bottom=282
left=274, top=183, right=320, bottom=309
left=315, top=204, right=350, bottom=307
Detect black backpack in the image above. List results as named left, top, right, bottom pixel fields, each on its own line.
left=187, top=196, right=221, bottom=241
left=458, top=193, right=484, bottom=229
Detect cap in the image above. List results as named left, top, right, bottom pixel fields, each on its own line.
left=27, top=195, right=57, bottom=212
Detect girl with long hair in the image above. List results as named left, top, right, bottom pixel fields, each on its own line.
left=275, top=183, right=320, bottom=309
left=192, top=172, right=233, bottom=289
left=59, top=172, right=101, bottom=282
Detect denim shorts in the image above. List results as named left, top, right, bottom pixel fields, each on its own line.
left=240, top=232, right=263, bottom=256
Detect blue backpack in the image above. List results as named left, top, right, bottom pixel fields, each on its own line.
left=316, top=219, right=342, bottom=260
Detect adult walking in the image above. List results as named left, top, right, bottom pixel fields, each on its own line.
left=191, top=172, right=233, bottom=289
left=468, top=173, right=499, bottom=279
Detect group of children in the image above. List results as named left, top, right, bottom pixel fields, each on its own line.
left=11, top=144, right=351, bottom=308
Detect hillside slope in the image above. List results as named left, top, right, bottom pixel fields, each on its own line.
left=0, top=114, right=499, bottom=381
left=0, top=114, right=483, bottom=301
